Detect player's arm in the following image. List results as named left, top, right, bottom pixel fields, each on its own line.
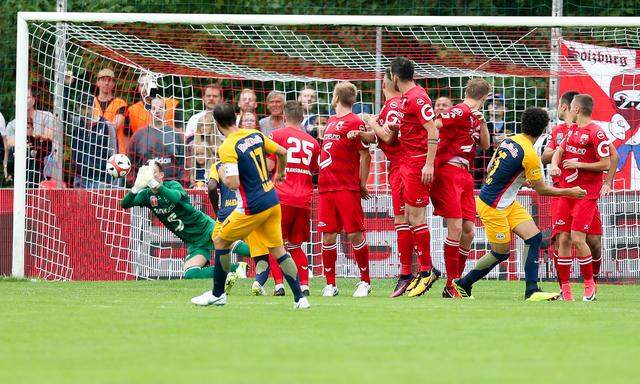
left=530, top=179, right=586, bottom=198
left=347, top=129, right=377, bottom=144
left=154, top=181, right=188, bottom=205
left=602, top=144, right=619, bottom=196
left=207, top=164, right=220, bottom=219
left=541, top=146, right=555, bottom=165
left=359, top=148, right=371, bottom=199
left=549, top=146, right=564, bottom=177
left=121, top=190, right=147, bottom=209
left=261, top=132, right=287, bottom=183
left=563, top=154, right=610, bottom=172
left=474, top=111, right=490, bottom=151
left=121, top=165, right=154, bottom=208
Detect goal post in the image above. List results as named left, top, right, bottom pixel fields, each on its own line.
left=12, top=12, right=640, bottom=281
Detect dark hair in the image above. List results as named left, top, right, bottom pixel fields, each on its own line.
left=559, top=90, right=579, bottom=107
left=390, top=56, right=414, bottom=81
left=521, top=108, right=549, bottom=138
left=573, top=94, right=594, bottom=116
left=212, top=103, right=237, bottom=128
left=384, top=68, right=392, bottom=81
left=148, top=160, right=163, bottom=173
left=284, top=100, right=304, bottom=124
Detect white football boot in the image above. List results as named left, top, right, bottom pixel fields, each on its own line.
left=191, top=291, right=226, bottom=306
left=322, top=284, right=339, bottom=297
left=251, top=281, right=266, bottom=296
left=294, top=297, right=311, bottom=309
left=352, top=281, right=371, bottom=297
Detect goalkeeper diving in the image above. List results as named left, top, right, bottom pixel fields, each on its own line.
left=120, top=161, right=248, bottom=286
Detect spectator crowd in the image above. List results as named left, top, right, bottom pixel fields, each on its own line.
left=0, top=68, right=513, bottom=190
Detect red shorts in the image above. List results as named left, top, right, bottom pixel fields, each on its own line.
left=431, top=163, right=476, bottom=221
left=553, top=197, right=602, bottom=235
left=400, top=160, right=430, bottom=208
left=389, top=166, right=405, bottom=217
left=281, top=205, right=311, bottom=245
left=318, top=190, right=365, bottom=234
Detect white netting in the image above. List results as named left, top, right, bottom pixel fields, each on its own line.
left=17, top=19, right=640, bottom=281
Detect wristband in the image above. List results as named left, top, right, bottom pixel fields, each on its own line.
left=131, top=186, right=142, bottom=194
left=148, top=179, right=160, bottom=189
left=428, top=138, right=439, bottom=144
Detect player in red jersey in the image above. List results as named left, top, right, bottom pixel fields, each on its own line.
left=542, top=90, right=618, bottom=285
left=550, top=94, right=611, bottom=301
left=351, top=69, right=413, bottom=297
left=266, top=101, right=320, bottom=297
left=318, top=82, right=372, bottom=297
left=389, top=56, right=439, bottom=297
left=430, top=78, right=492, bottom=298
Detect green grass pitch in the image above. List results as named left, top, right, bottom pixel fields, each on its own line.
left=1, top=278, right=638, bottom=384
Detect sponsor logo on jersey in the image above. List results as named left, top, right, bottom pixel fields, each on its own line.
left=566, top=145, right=587, bottom=155
left=237, top=135, right=264, bottom=153
left=318, top=221, right=326, bottom=227
left=500, top=141, right=520, bottom=158
left=555, top=219, right=566, bottom=226
left=556, top=133, right=564, bottom=145
left=417, top=98, right=425, bottom=106
left=496, top=233, right=506, bottom=241
left=579, top=134, right=589, bottom=145
left=150, top=196, right=158, bottom=207
left=389, top=102, right=398, bottom=109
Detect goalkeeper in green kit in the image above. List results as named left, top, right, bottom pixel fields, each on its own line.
left=121, top=160, right=248, bottom=285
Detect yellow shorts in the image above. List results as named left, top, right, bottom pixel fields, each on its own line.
left=214, top=220, right=269, bottom=258
left=218, top=204, right=283, bottom=251
left=476, top=197, right=533, bottom=244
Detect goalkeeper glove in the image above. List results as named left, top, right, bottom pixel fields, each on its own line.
left=132, top=165, right=153, bottom=194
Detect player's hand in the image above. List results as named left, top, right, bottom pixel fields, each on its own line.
left=387, top=123, right=400, bottom=132
left=567, top=186, right=587, bottom=199
left=274, top=172, right=286, bottom=185
left=421, top=163, right=434, bottom=185
left=549, top=164, right=561, bottom=177
left=562, top=158, right=581, bottom=170
left=362, top=114, right=376, bottom=127
left=132, top=165, right=153, bottom=193
left=522, top=180, right=533, bottom=188
left=600, top=183, right=613, bottom=197
left=360, top=182, right=371, bottom=200
left=347, top=130, right=362, bottom=140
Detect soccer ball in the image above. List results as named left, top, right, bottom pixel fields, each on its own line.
left=106, top=154, right=132, bottom=178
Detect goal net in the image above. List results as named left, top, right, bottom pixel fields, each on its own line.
left=12, top=14, right=640, bottom=282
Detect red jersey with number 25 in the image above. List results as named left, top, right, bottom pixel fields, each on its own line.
left=545, top=122, right=569, bottom=186
left=559, top=122, right=610, bottom=198
left=318, top=112, right=368, bottom=193
left=399, top=85, right=435, bottom=157
left=436, top=102, right=482, bottom=168
left=377, top=96, right=403, bottom=170
left=269, top=126, right=320, bottom=209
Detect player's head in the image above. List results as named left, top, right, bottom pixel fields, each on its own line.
left=332, top=82, right=357, bottom=109
left=570, top=94, right=594, bottom=118
left=434, top=97, right=453, bottom=115
left=557, top=90, right=579, bottom=120
left=284, top=100, right=305, bottom=127
left=149, top=160, right=164, bottom=183
left=521, top=107, right=549, bottom=139
left=213, top=103, right=238, bottom=135
left=203, top=83, right=223, bottom=110
left=465, top=78, right=492, bottom=104
left=389, top=57, right=415, bottom=89
left=382, top=68, right=400, bottom=97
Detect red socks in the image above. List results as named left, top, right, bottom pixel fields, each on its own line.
left=556, top=256, right=572, bottom=285
left=592, top=255, right=602, bottom=279
left=458, top=247, right=470, bottom=277
left=412, top=225, right=432, bottom=272
left=269, top=254, right=284, bottom=285
left=444, top=237, right=460, bottom=286
left=578, top=255, right=594, bottom=283
left=353, top=238, right=371, bottom=283
left=396, top=224, right=414, bottom=276
left=322, top=243, right=338, bottom=286
left=288, top=245, right=309, bottom=286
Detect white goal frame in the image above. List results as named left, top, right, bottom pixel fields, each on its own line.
left=12, top=12, right=640, bottom=277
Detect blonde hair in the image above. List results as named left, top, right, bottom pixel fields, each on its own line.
left=333, top=82, right=357, bottom=107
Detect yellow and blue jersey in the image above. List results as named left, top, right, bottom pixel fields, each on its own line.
left=209, top=161, right=238, bottom=222
left=218, top=129, right=280, bottom=215
left=479, top=134, right=542, bottom=209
